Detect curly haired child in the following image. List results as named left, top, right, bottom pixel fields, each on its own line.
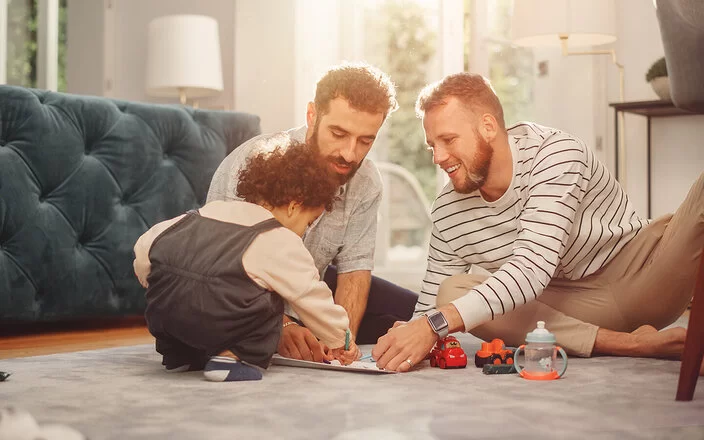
left=133, top=135, right=358, bottom=381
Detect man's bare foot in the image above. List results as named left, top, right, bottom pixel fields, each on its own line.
left=596, top=325, right=704, bottom=375
left=629, top=325, right=686, bottom=359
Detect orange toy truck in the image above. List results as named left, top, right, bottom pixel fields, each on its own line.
left=474, top=338, right=515, bottom=368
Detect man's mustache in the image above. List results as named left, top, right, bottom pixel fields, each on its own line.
left=329, top=156, right=357, bottom=168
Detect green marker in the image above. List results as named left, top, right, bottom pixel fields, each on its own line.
left=344, top=329, right=351, bottom=351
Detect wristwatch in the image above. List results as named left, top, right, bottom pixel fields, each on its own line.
left=425, top=310, right=449, bottom=340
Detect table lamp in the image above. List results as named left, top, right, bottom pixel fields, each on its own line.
left=146, top=14, right=224, bottom=106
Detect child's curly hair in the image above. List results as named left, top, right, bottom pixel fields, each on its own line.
left=236, top=137, right=339, bottom=211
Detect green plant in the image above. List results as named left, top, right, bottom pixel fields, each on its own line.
left=645, top=56, right=668, bottom=82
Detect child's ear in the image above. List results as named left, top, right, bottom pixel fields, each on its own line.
left=287, top=201, right=302, bottom=217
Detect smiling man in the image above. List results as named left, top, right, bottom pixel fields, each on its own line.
left=207, top=63, right=419, bottom=363
left=372, top=72, right=703, bottom=373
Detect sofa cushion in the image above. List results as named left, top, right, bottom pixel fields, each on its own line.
left=0, top=86, right=260, bottom=321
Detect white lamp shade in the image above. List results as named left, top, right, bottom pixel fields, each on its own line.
left=146, top=15, right=224, bottom=99
left=511, top=0, right=616, bottom=47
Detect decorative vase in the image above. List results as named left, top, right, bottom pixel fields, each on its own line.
left=649, top=76, right=671, bottom=101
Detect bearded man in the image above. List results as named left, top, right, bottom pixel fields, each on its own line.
left=208, top=62, right=419, bottom=362
left=372, top=72, right=703, bottom=374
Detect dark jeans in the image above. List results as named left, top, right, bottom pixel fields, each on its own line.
left=323, top=266, right=419, bottom=345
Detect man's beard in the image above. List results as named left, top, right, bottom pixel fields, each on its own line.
left=311, top=121, right=362, bottom=185
left=455, top=130, right=493, bottom=194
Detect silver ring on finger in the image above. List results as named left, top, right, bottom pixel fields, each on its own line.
left=405, top=358, right=414, bottom=368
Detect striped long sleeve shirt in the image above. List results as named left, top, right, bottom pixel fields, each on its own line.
left=414, top=122, right=649, bottom=332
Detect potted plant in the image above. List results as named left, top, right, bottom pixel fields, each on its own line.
left=645, top=56, right=671, bottom=101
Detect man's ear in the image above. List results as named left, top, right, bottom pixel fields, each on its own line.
left=306, top=102, right=317, bottom=128
left=479, top=113, right=499, bottom=143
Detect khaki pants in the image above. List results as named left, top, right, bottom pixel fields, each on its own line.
left=438, top=173, right=704, bottom=357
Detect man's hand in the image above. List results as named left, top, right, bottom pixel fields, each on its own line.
left=277, top=320, right=332, bottom=363
left=330, top=340, right=362, bottom=366
left=371, top=318, right=438, bottom=372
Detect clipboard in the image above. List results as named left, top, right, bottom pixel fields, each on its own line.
left=271, top=354, right=397, bottom=374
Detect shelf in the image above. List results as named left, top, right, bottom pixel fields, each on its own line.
left=609, top=100, right=698, bottom=117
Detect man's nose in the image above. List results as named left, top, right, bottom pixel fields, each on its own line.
left=432, top=145, right=448, bottom=165
left=339, top=139, right=358, bottom=163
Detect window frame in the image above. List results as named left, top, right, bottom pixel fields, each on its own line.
left=1, top=0, right=60, bottom=90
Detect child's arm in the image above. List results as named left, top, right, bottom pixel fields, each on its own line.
left=243, top=228, right=350, bottom=350
left=132, top=215, right=185, bottom=288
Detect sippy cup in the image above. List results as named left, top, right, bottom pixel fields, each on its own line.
left=513, top=321, right=568, bottom=380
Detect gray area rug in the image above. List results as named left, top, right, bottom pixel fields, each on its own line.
left=1, top=332, right=703, bottom=440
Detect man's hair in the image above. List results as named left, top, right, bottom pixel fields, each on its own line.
left=314, top=62, right=399, bottom=118
left=237, top=138, right=339, bottom=211
left=415, top=73, right=506, bottom=129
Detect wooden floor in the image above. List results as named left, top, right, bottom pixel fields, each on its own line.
left=0, top=317, right=154, bottom=360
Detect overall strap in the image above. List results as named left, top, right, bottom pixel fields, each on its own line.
left=249, top=217, right=283, bottom=234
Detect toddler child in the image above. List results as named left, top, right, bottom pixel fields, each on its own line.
left=133, top=136, right=357, bottom=381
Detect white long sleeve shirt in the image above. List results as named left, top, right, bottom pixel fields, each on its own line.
left=414, top=122, right=648, bottom=331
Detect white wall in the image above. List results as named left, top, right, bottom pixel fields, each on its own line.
left=293, top=0, right=341, bottom=128
left=234, top=0, right=296, bottom=133
left=531, top=49, right=600, bottom=162
left=66, top=0, right=105, bottom=96
left=609, top=0, right=704, bottom=218
left=233, top=0, right=363, bottom=133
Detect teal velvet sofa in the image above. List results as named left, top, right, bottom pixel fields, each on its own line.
left=0, top=86, right=260, bottom=322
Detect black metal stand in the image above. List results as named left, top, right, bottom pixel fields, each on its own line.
left=609, top=100, right=696, bottom=218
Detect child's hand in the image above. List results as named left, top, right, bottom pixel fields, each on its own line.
left=331, top=341, right=361, bottom=366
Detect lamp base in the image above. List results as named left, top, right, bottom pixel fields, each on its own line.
left=178, top=88, right=187, bottom=105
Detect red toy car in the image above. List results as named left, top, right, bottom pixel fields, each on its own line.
left=429, top=336, right=467, bottom=369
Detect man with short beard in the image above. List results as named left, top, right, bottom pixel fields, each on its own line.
left=207, top=62, right=419, bottom=363
left=372, top=72, right=704, bottom=374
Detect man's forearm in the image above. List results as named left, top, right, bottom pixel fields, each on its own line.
left=334, top=270, right=371, bottom=335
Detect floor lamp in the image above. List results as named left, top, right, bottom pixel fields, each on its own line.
left=511, top=0, right=627, bottom=187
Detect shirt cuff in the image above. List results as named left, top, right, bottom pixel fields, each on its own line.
left=335, top=259, right=374, bottom=274
left=450, top=290, right=493, bottom=332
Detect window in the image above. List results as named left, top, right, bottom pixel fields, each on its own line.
left=466, top=0, right=535, bottom=125
left=361, top=0, right=441, bottom=204
left=3, top=0, right=67, bottom=91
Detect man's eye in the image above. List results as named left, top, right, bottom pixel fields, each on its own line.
left=331, top=131, right=344, bottom=139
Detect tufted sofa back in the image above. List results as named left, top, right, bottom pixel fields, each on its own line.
left=0, top=86, right=261, bottom=321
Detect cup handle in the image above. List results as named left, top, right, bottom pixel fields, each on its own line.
left=556, top=346, right=568, bottom=377
left=513, top=345, right=525, bottom=376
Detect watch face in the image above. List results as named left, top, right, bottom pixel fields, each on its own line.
left=428, top=312, right=448, bottom=330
